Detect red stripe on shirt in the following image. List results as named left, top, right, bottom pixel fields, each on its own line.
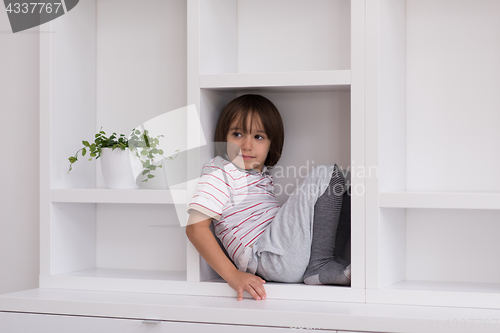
left=232, top=243, right=242, bottom=260
left=198, top=190, right=224, bottom=206
left=245, top=229, right=266, bottom=247
left=240, top=216, right=274, bottom=240
left=198, top=181, right=229, bottom=198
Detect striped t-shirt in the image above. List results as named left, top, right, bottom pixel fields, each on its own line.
left=187, top=155, right=280, bottom=272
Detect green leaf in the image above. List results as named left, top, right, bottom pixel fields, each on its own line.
left=148, top=165, right=157, bottom=171
left=68, top=156, right=77, bottom=163
left=82, top=148, right=87, bottom=156
left=147, top=174, right=154, bottom=179
left=142, top=169, right=150, bottom=175
left=158, top=149, right=164, bottom=155
left=141, top=150, right=148, bottom=155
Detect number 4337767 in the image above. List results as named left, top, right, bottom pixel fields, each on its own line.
left=6, top=2, right=62, bottom=14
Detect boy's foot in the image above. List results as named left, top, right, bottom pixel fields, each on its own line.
left=303, top=262, right=351, bottom=286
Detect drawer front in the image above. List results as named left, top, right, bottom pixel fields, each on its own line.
left=0, top=311, right=337, bottom=332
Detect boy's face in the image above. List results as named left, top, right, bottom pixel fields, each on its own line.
left=226, top=113, right=271, bottom=172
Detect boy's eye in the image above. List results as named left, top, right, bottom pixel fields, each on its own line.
left=232, top=132, right=241, bottom=138
left=255, top=135, right=265, bottom=140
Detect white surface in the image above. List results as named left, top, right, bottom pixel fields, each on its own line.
left=96, top=204, right=186, bottom=271
left=237, top=0, right=351, bottom=73
left=368, top=280, right=500, bottom=309
left=0, top=311, right=316, bottom=333
left=364, top=0, right=381, bottom=290
left=405, top=0, right=500, bottom=192
left=49, top=0, right=96, bottom=189
left=39, top=275, right=363, bottom=303
left=378, top=0, right=406, bottom=192
left=365, top=0, right=500, bottom=309
left=406, top=208, right=500, bottom=284
left=199, top=71, right=350, bottom=89
left=0, top=8, right=40, bottom=295
left=349, top=0, right=366, bottom=290
left=199, top=0, right=350, bottom=74
left=100, top=148, right=140, bottom=189
left=379, top=208, right=406, bottom=289
left=199, top=0, right=237, bottom=74
left=380, top=191, right=500, bottom=209
left=51, top=189, right=182, bottom=204
left=3, top=288, right=500, bottom=333
left=51, top=203, right=96, bottom=275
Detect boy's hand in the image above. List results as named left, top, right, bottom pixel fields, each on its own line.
left=226, top=270, right=267, bottom=301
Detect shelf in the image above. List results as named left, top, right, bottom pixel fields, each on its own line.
left=58, top=268, right=186, bottom=281
left=4, top=288, right=500, bottom=333
left=199, top=70, right=350, bottom=91
left=39, top=269, right=195, bottom=296
left=368, top=280, right=500, bottom=309
left=50, top=189, right=188, bottom=204
left=39, top=271, right=364, bottom=303
left=379, top=191, right=500, bottom=210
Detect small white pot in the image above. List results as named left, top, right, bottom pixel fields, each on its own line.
left=100, top=148, right=140, bottom=189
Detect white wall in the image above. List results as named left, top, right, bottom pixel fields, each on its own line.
left=0, top=11, right=40, bottom=294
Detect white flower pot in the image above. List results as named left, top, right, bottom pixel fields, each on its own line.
left=100, top=148, right=140, bottom=189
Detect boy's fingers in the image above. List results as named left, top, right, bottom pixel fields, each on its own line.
left=252, top=283, right=266, bottom=299
left=237, top=289, right=243, bottom=301
left=245, top=285, right=262, bottom=300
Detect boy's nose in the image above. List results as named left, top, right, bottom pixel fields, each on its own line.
left=241, top=136, right=252, bottom=150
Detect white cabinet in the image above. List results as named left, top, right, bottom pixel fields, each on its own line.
left=39, top=0, right=191, bottom=296
left=365, top=0, right=500, bottom=309
left=3, top=1, right=500, bottom=332
left=0, top=312, right=337, bottom=333
left=187, top=0, right=366, bottom=302
left=37, top=0, right=367, bottom=303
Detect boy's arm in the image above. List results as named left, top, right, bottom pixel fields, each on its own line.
left=185, top=210, right=266, bottom=301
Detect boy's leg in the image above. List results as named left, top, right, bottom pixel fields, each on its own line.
left=255, top=164, right=341, bottom=283
left=334, top=189, right=351, bottom=263
left=302, top=170, right=350, bottom=285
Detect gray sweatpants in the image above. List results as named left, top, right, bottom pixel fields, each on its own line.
left=253, top=164, right=346, bottom=283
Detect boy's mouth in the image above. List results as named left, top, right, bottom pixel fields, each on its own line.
left=240, top=154, right=254, bottom=160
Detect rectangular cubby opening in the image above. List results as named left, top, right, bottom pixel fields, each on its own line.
left=49, top=0, right=187, bottom=190
left=49, top=203, right=187, bottom=282
left=200, top=0, right=351, bottom=74
left=198, top=87, right=352, bottom=286
left=379, top=207, right=500, bottom=293
left=379, top=0, right=500, bottom=193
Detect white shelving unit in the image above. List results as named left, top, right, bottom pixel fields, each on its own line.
left=4, top=0, right=500, bottom=331
left=187, top=0, right=365, bottom=302
left=366, top=0, right=500, bottom=309
left=38, top=0, right=192, bottom=295
left=36, top=0, right=368, bottom=304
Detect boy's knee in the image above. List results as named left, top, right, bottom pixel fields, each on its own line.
left=311, top=164, right=337, bottom=178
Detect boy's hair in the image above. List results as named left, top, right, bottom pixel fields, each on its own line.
left=214, top=94, right=284, bottom=167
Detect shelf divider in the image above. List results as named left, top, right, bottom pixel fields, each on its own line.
left=51, top=189, right=186, bottom=204
left=379, top=191, right=500, bottom=210
left=200, top=70, right=350, bottom=90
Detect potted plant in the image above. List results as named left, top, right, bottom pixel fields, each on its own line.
left=68, top=128, right=178, bottom=189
